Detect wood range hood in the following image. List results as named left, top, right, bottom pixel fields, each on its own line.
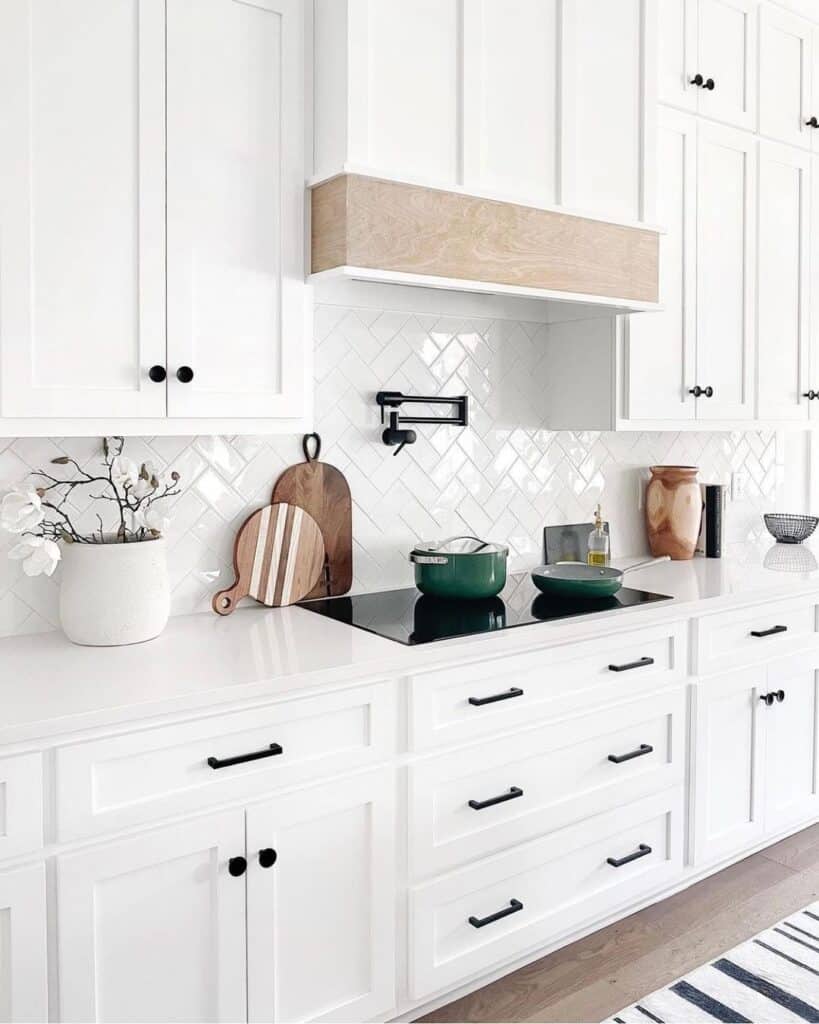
left=310, top=174, right=660, bottom=313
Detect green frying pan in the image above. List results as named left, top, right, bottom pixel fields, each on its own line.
left=531, top=556, right=670, bottom=599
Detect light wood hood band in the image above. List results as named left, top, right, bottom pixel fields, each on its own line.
left=311, top=174, right=659, bottom=303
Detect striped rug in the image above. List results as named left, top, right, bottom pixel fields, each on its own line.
left=606, top=900, right=819, bottom=1023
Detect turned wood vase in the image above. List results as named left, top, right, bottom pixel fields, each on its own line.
left=645, top=465, right=702, bottom=560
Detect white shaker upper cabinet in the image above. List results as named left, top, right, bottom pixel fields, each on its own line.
left=461, top=0, right=559, bottom=207
left=561, top=0, right=656, bottom=223
left=695, top=121, right=756, bottom=420
left=659, top=0, right=757, bottom=132
left=166, top=0, right=306, bottom=419
left=756, top=140, right=810, bottom=422
left=627, top=108, right=697, bottom=421
left=759, top=4, right=813, bottom=150
left=0, top=0, right=166, bottom=418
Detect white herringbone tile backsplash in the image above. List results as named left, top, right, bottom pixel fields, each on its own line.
left=0, top=305, right=783, bottom=638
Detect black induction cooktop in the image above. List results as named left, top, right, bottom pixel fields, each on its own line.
left=299, top=572, right=672, bottom=645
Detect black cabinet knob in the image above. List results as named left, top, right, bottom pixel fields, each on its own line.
left=807, top=117, right=819, bottom=128
left=760, top=692, right=775, bottom=707
left=258, top=848, right=277, bottom=868
left=176, top=366, right=194, bottom=384
left=704, top=77, right=715, bottom=90
left=804, top=390, right=819, bottom=400
left=776, top=689, right=785, bottom=703
left=690, top=73, right=704, bottom=86
left=148, top=365, right=167, bottom=383
left=228, top=856, right=247, bottom=877
left=689, top=385, right=714, bottom=398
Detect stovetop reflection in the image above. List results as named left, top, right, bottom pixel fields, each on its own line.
left=299, top=572, right=672, bottom=645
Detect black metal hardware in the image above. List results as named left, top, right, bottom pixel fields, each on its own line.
left=376, top=391, right=468, bottom=456
left=607, top=844, right=652, bottom=868
left=807, top=117, right=819, bottom=128
left=148, top=365, right=167, bottom=383
left=608, top=656, right=655, bottom=673
left=776, top=689, right=786, bottom=703
left=804, top=391, right=819, bottom=400
left=608, top=743, right=654, bottom=765
left=207, top=743, right=283, bottom=770
left=228, top=856, right=247, bottom=877
left=760, top=692, right=775, bottom=707
left=468, top=898, right=524, bottom=929
left=704, top=77, right=715, bottom=90
left=469, top=786, right=524, bottom=811
left=689, top=385, right=714, bottom=398
left=690, top=73, right=704, bottom=86
left=750, top=625, right=787, bottom=638
left=468, top=687, right=524, bottom=707
left=258, top=848, right=278, bottom=868
left=176, top=365, right=194, bottom=383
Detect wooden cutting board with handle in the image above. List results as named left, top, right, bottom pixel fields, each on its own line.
left=271, top=433, right=352, bottom=599
left=212, top=501, right=325, bottom=614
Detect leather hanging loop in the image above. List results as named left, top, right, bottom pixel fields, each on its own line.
left=302, top=432, right=322, bottom=463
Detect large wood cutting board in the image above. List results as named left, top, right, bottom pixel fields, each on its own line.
left=271, top=433, right=352, bottom=598
left=212, top=501, right=325, bottom=614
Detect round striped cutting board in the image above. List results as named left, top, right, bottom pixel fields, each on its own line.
left=212, top=502, right=326, bottom=615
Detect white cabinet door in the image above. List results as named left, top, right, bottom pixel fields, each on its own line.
left=811, top=27, right=819, bottom=151
left=756, top=140, right=810, bottom=421
left=659, top=0, right=700, bottom=112
left=695, top=121, right=756, bottom=420
left=561, top=0, right=653, bottom=223
left=811, top=155, right=819, bottom=418
left=461, top=0, right=559, bottom=207
left=0, top=864, right=48, bottom=1024
left=166, top=0, right=306, bottom=419
left=764, top=659, right=819, bottom=835
left=246, top=771, right=395, bottom=1023
left=697, top=0, right=757, bottom=131
left=0, top=0, right=166, bottom=418
left=759, top=4, right=813, bottom=150
left=627, top=108, right=697, bottom=421
left=58, top=810, right=247, bottom=1023
left=691, top=667, right=767, bottom=864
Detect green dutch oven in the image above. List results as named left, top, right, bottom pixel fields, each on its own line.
left=410, top=536, right=508, bottom=600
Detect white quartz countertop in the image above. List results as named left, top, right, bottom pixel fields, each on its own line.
left=4, top=547, right=819, bottom=746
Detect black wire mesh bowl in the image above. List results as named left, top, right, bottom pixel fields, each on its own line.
left=764, top=513, right=819, bottom=544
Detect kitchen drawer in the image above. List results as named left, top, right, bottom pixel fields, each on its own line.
left=55, top=682, right=395, bottom=841
left=0, top=752, right=43, bottom=861
left=694, top=596, right=819, bottom=675
left=409, top=621, right=686, bottom=751
left=409, top=689, right=685, bottom=877
left=410, top=788, right=683, bottom=1000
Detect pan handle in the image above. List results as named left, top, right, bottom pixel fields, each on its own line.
left=302, top=432, right=321, bottom=462
left=620, top=556, right=671, bottom=575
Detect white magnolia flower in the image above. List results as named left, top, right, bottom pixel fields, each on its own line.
left=0, top=488, right=44, bottom=534
left=8, top=535, right=61, bottom=577
left=111, top=456, right=139, bottom=491
left=130, top=506, right=171, bottom=536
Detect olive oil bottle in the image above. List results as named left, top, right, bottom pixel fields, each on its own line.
left=587, top=505, right=610, bottom=567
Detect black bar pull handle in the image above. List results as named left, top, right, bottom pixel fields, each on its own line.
left=469, top=786, right=524, bottom=811
left=469, top=687, right=524, bottom=707
left=608, top=656, right=655, bottom=673
left=468, top=898, right=524, bottom=929
left=607, top=844, right=652, bottom=868
left=207, top=742, right=283, bottom=770
left=608, top=743, right=654, bottom=765
left=750, top=625, right=787, bottom=638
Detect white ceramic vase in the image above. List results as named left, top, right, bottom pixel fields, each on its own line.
left=59, top=537, right=170, bottom=646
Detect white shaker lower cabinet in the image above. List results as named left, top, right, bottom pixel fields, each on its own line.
left=0, top=864, right=48, bottom=1024
left=246, top=772, right=396, bottom=1024
left=57, top=810, right=248, bottom=1023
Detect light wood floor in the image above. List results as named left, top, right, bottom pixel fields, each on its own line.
left=419, top=822, right=819, bottom=1024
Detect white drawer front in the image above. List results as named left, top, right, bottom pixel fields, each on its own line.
left=409, top=621, right=686, bottom=751
left=410, top=789, right=683, bottom=1000
left=694, top=596, right=819, bottom=675
left=409, top=689, right=685, bottom=877
left=56, top=683, right=395, bottom=841
left=0, top=753, right=43, bottom=861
